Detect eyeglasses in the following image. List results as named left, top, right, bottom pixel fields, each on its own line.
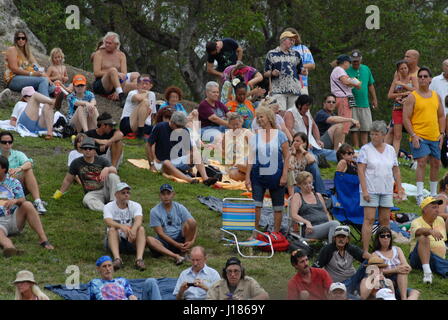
left=379, top=234, right=391, bottom=239
left=0, top=141, right=13, bottom=145
left=75, top=84, right=85, bottom=88
left=15, top=36, right=26, bottom=41
left=418, top=75, right=430, bottom=79
left=226, top=269, right=241, bottom=275
left=326, top=100, right=336, bottom=104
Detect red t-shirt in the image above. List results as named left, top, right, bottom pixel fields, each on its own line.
left=287, top=267, right=332, bottom=300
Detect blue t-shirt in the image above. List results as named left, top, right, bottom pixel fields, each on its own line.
left=292, top=44, right=314, bottom=87
left=89, top=278, right=134, bottom=300
left=67, top=90, right=95, bottom=119
left=159, top=102, right=187, bottom=115
left=148, top=122, right=191, bottom=161
left=0, top=176, right=24, bottom=217
left=150, top=202, right=194, bottom=239
left=314, top=109, right=333, bottom=136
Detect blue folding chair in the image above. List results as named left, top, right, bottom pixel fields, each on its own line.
left=221, top=198, right=274, bottom=258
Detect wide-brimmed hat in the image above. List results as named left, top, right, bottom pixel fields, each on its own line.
left=368, top=256, right=388, bottom=268
left=13, top=270, right=36, bottom=284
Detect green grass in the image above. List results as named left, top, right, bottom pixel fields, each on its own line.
left=1, top=104, right=448, bottom=300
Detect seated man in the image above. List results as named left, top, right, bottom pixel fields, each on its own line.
left=89, top=255, right=162, bottom=300
left=147, top=184, right=197, bottom=265
left=207, top=257, right=269, bottom=300
left=0, top=132, right=47, bottom=214
left=92, top=32, right=140, bottom=105
left=328, top=282, right=348, bottom=300
left=313, top=225, right=367, bottom=293
left=288, top=249, right=332, bottom=300
left=53, top=137, right=120, bottom=211
left=173, top=246, right=221, bottom=300
left=315, top=93, right=360, bottom=150
left=149, top=111, right=218, bottom=186
left=409, top=196, right=448, bottom=284
left=103, top=182, right=146, bottom=271
left=119, top=74, right=156, bottom=139
left=0, top=155, right=54, bottom=257
left=86, top=112, right=124, bottom=169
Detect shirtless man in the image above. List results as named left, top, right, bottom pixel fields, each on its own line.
left=92, top=32, right=140, bottom=105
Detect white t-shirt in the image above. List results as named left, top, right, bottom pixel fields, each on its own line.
left=103, top=200, right=143, bottom=239
left=67, top=150, right=83, bottom=167
left=11, top=102, right=44, bottom=122
left=121, top=90, right=156, bottom=126
left=429, top=73, right=448, bottom=115
left=357, top=142, right=398, bottom=194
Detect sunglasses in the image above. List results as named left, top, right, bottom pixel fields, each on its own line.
left=379, top=234, right=391, bottom=239
left=81, top=147, right=95, bottom=151
left=0, top=141, right=13, bottom=145
left=75, top=84, right=86, bottom=88
left=167, top=215, right=172, bottom=226
left=16, top=36, right=27, bottom=41
left=326, top=100, right=336, bottom=104
left=418, top=75, right=430, bottom=79
left=335, top=226, right=350, bottom=232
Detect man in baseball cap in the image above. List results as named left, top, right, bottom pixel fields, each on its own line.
left=409, top=196, right=446, bottom=284
left=328, top=282, right=347, bottom=300
left=103, top=182, right=147, bottom=271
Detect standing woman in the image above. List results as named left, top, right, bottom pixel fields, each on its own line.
left=13, top=270, right=50, bottom=300
left=386, top=60, right=418, bottom=154
left=330, top=55, right=361, bottom=137
left=358, top=120, right=404, bottom=256
left=245, top=106, right=290, bottom=233
left=4, top=31, right=54, bottom=96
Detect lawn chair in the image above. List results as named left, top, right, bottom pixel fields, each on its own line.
left=221, top=198, right=274, bottom=258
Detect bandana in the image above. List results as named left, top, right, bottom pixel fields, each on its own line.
left=96, top=256, right=112, bottom=267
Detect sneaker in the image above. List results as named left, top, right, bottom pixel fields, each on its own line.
left=423, top=272, right=433, bottom=284
left=34, top=199, right=47, bottom=214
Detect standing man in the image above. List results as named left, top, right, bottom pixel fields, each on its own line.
left=403, top=67, right=445, bottom=205
left=287, top=249, right=332, bottom=300
left=103, top=182, right=147, bottom=271
left=147, top=184, right=198, bottom=265
left=206, top=38, right=243, bottom=80
left=264, top=31, right=308, bottom=115
left=429, top=59, right=448, bottom=133
left=403, top=49, right=421, bottom=78
left=173, top=246, right=221, bottom=300
left=346, top=50, right=378, bottom=148
left=86, top=112, right=124, bottom=169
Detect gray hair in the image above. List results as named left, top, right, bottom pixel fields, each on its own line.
left=103, top=32, right=120, bottom=49
left=205, top=81, right=219, bottom=92
left=170, top=111, right=187, bottom=127
left=370, top=120, right=388, bottom=135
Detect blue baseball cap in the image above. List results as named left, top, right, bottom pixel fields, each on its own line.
left=160, top=184, right=174, bottom=193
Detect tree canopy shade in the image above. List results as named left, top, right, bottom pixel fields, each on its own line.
left=14, top=0, right=448, bottom=116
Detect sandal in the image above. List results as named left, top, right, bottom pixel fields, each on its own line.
left=134, top=259, right=146, bottom=271
left=39, top=241, right=54, bottom=250
left=112, top=258, right=123, bottom=270
left=175, top=256, right=185, bottom=266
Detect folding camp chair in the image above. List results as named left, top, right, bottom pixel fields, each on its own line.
left=287, top=196, right=321, bottom=243
left=221, top=198, right=274, bottom=258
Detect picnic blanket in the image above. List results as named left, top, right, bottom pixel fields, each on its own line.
left=0, top=111, right=67, bottom=137
left=198, top=195, right=290, bottom=233
left=44, top=277, right=177, bottom=300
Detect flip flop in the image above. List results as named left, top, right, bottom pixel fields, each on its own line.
left=134, top=259, right=146, bottom=271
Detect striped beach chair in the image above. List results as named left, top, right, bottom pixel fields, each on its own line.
left=221, top=198, right=274, bottom=258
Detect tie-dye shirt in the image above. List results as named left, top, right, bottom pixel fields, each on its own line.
left=89, top=277, right=134, bottom=300
left=0, top=175, right=25, bottom=217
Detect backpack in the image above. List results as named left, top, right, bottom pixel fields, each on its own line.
left=286, top=233, right=315, bottom=258
left=205, top=165, right=223, bottom=181
left=256, top=231, right=289, bottom=252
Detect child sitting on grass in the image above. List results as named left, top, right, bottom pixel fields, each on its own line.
left=46, top=48, right=72, bottom=93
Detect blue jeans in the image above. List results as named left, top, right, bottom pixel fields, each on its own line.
left=8, top=75, right=54, bottom=97
left=342, top=262, right=367, bottom=295
left=311, top=148, right=337, bottom=163
left=306, top=162, right=326, bottom=194
left=141, top=278, right=162, bottom=300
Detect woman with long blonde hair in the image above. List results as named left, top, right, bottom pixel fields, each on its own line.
left=13, top=270, right=50, bottom=300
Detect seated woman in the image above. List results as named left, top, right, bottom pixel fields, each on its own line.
left=360, top=256, right=396, bottom=300
left=289, top=171, right=340, bottom=242
left=13, top=270, right=49, bottom=300
left=225, top=80, right=255, bottom=129
left=0, top=131, right=47, bottom=213
left=66, top=74, right=99, bottom=133
left=159, top=86, right=187, bottom=114
left=287, top=132, right=315, bottom=196
left=437, top=173, right=448, bottom=220
left=335, top=143, right=357, bottom=174
left=371, top=226, right=420, bottom=300
left=218, top=113, right=253, bottom=181
left=17, top=86, right=63, bottom=139
left=4, top=31, right=54, bottom=97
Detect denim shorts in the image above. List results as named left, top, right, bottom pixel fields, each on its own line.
left=104, top=235, right=136, bottom=254
left=18, top=112, right=46, bottom=133
left=151, top=234, right=185, bottom=256
left=410, top=138, right=441, bottom=160
left=359, top=193, right=393, bottom=208
left=251, top=181, right=285, bottom=211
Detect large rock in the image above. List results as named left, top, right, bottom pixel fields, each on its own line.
left=0, top=0, right=46, bottom=53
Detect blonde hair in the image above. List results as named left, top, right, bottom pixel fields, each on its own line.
left=13, top=31, right=36, bottom=64
left=49, top=47, right=65, bottom=65
left=255, top=106, right=277, bottom=129
left=15, top=283, right=49, bottom=300
left=296, top=171, right=313, bottom=186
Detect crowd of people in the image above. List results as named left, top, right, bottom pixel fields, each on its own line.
left=2, top=26, right=448, bottom=301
